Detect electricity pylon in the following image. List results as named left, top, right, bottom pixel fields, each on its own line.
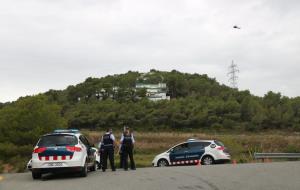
left=227, top=60, right=239, bottom=89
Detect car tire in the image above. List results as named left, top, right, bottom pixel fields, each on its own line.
left=80, top=161, right=88, bottom=177
left=157, top=159, right=169, bottom=167
left=32, top=171, right=42, bottom=179
left=90, top=161, right=97, bottom=172
left=96, top=161, right=101, bottom=169
left=201, top=155, right=214, bottom=165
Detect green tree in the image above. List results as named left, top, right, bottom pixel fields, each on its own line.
left=0, top=95, right=66, bottom=145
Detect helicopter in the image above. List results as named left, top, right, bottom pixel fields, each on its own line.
left=233, top=25, right=241, bottom=29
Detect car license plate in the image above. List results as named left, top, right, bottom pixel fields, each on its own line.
left=47, top=162, right=63, bottom=167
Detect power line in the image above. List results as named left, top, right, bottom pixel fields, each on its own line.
left=227, top=60, right=239, bottom=89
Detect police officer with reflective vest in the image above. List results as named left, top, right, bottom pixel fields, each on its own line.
left=120, top=127, right=136, bottom=170
left=101, top=129, right=116, bottom=172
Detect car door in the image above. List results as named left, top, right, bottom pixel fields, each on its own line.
left=79, top=135, right=95, bottom=165
left=169, top=143, right=189, bottom=164
left=186, top=142, right=209, bottom=163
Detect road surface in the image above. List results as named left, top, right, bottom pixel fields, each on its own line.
left=1, top=162, right=300, bottom=190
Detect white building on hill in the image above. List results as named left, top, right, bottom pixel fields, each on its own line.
left=136, top=82, right=170, bottom=101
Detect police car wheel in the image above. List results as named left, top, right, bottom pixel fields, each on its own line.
left=157, top=159, right=169, bottom=167
left=32, top=171, right=41, bottom=179
left=80, top=162, right=88, bottom=177
left=90, top=161, right=97, bottom=172
left=201, top=156, right=214, bottom=165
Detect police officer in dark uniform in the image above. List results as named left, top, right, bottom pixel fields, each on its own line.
left=120, top=126, right=136, bottom=170
left=101, top=129, right=116, bottom=172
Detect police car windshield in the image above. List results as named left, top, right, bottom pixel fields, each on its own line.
left=38, top=134, right=78, bottom=147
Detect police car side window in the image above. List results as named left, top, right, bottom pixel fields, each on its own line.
left=200, top=142, right=211, bottom=147
left=188, top=142, right=211, bottom=150
left=172, top=143, right=188, bottom=153
left=188, top=142, right=202, bottom=151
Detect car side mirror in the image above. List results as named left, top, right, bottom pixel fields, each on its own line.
left=169, top=148, right=174, bottom=153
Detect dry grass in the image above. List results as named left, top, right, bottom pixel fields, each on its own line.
left=84, top=130, right=300, bottom=167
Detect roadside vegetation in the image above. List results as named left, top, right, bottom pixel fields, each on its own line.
left=1, top=70, right=300, bottom=172
left=0, top=96, right=66, bottom=173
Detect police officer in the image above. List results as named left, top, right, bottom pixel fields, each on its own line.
left=120, top=126, right=136, bottom=170
left=101, top=128, right=116, bottom=172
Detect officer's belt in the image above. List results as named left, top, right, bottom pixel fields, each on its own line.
left=103, top=144, right=113, bottom=146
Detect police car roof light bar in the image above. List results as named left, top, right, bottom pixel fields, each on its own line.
left=53, top=129, right=80, bottom=133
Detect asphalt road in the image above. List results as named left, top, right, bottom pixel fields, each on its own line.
left=1, top=162, right=300, bottom=190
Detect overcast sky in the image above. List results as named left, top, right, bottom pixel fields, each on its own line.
left=1, top=0, right=300, bottom=102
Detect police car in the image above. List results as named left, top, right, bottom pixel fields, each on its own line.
left=152, top=139, right=230, bottom=167
left=31, top=129, right=97, bottom=179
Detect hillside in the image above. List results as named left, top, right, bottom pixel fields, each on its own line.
left=44, top=69, right=300, bottom=131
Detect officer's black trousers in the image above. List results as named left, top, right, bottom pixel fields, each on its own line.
left=102, top=147, right=115, bottom=171
left=123, top=146, right=136, bottom=170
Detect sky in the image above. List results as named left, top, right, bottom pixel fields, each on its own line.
left=0, top=0, right=300, bottom=102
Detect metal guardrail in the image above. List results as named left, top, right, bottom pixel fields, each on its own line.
left=254, top=153, right=300, bottom=159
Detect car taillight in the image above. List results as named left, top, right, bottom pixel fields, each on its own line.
left=217, top=146, right=225, bottom=151
left=33, top=147, right=47, bottom=153
left=66, top=146, right=82, bottom=152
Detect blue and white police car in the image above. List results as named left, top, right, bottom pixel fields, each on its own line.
left=31, top=129, right=97, bottom=179
left=152, top=139, right=231, bottom=167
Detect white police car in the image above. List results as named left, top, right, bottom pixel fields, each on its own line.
left=31, top=129, right=97, bottom=179
left=152, top=139, right=230, bottom=167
